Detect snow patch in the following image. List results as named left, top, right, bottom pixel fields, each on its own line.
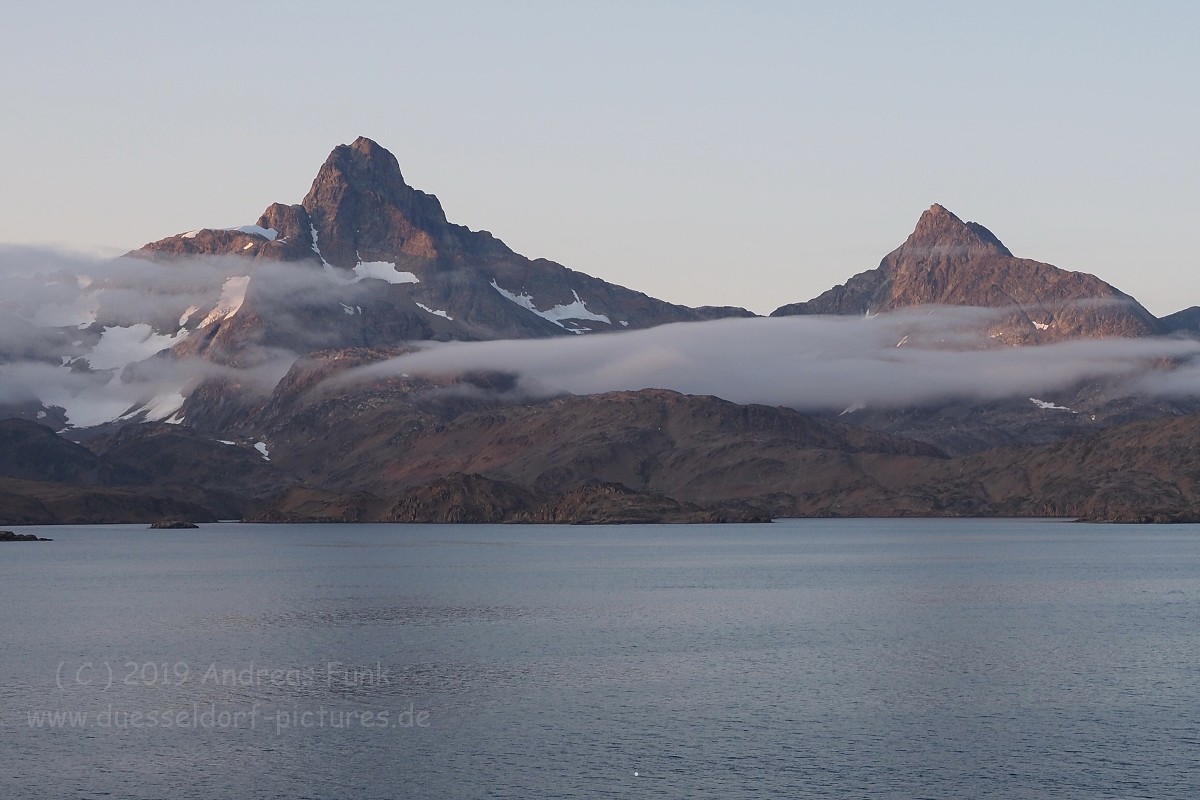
left=235, top=225, right=278, bottom=240
left=619, top=320, right=629, bottom=327
left=895, top=335, right=909, bottom=348
left=199, top=276, right=251, bottom=327
left=254, top=442, right=270, bottom=461
left=416, top=302, right=453, bottom=320
left=1033, top=321, right=1051, bottom=331
left=310, top=228, right=419, bottom=286
left=311, top=224, right=329, bottom=262
left=1029, top=397, right=1076, bottom=413
left=309, top=224, right=342, bottom=284
left=179, top=306, right=199, bottom=326
left=490, top=281, right=610, bottom=329
left=181, top=229, right=201, bottom=239
left=142, top=392, right=186, bottom=423
left=242, top=242, right=255, bottom=251
left=839, top=402, right=867, bottom=416
left=353, top=259, right=419, bottom=285
left=340, top=303, right=360, bottom=316
left=89, top=324, right=188, bottom=371
left=217, top=440, right=236, bottom=446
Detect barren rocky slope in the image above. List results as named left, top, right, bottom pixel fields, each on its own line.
left=5, top=139, right=1200, bottom=525
left=135, top=137, right=751, bottom=366
left=772, top=204, right=1163, bottom=344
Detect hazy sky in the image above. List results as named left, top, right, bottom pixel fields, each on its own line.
left=3, top=1, right=1197, bottom=316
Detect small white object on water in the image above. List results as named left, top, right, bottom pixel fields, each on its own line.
left=633, top=771, right=639, bottom=777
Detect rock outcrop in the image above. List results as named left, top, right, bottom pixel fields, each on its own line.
left=0, top=530, right=52, bottom=541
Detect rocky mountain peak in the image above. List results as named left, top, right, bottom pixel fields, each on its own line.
left=903, top=203, right=1012, bottom=259
left=348, top=135, right=388, bottom=157
left=301, top=137, right=452, bottom=267
left=129, top=136, right=750, bottom=362
left=314, top=136, right=412, bottom=194
left=772, top=203, right=1162, bottom=342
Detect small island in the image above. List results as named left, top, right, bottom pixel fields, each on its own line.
left=149, top=521, right=200, bottom=529
left=0, top=530, right=53, bottom=541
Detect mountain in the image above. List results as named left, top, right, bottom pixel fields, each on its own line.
left=0, top=419, right=258, bottom=524
left=12, top=362, right=1200, bottom=524
left=904, top=412, right=1200, bottom=523
left=8, top=139, right=1200, bottom=525
left=824, top=374, right=1200, bottom=458
left=238, top=364, right=1200, bottom=523
left=0, top=419, right=138, bottom=486
left=226, top=350, right=941, bottom=503
left=772, top=204, right=1163, bottom=343
left=134, top=137, right=752, bottom=363
left=1160, top=306, right=1200, bottom=335
left=764, top=203, right=1194, bottom=454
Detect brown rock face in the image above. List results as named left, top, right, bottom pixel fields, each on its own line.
left=215, top=351, right=946, bottom=519
left=385, top=473, right=544, bottom=523
left=773, top=204, right=1163, bottom=343
left=129, top=136, right=753, bottom=366
left=301, top=137, right=453, bottom=267
left=903, top=412, right=1200, bottom=523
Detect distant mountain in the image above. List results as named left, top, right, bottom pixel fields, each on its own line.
left=134, top=137, right=752, bottom=362
left=0, top=419, right=136, bottom=486
left=908, top=411, right=1200, bottom=523
left=772, top=204, right=1163, bottom=343
left=1160, top=306, right=1200, bottom=335
left=0, top=419, right=272, bottom=524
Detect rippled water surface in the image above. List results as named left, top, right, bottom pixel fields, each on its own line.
left=3, top=519, right=1199, bottom=798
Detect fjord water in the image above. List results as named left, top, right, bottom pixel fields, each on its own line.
left=3, top=520, right=1198, bottom=799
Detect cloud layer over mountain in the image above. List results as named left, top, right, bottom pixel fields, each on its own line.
left=348, top=310, right=1200, bottom=412
left=4, top=245, right=1200, bottom=429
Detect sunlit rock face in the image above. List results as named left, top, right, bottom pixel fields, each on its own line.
left=133, top=136, right=754, bottom=365
left=772, top=203, right=1163, bottom=344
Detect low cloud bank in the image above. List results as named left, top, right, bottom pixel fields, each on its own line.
left=4, top=244, right=1200, bottom=428
left=345, top=310, right=1200, bottom=412
left=0, top=246, right=296, bottom=427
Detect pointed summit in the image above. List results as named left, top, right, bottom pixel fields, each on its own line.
left=130, top=136, right=751, bottom=364
left=772, top=204, right=1161, bottom=342
left=348, top=134, right=388, bottom=156
left=904, top=204, right=1011, bottom=258
left=316, top=136, right=411, bottom=193
left=302, top=137, right=452, bottom=268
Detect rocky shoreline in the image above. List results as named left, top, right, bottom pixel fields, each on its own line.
left=0, top=530, right=52, bottom=541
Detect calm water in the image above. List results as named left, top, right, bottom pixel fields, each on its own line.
left=2, top=519, right=1199, bottom=799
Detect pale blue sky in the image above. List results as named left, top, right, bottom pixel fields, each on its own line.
left=3, top=1, right=1197, bottom=315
